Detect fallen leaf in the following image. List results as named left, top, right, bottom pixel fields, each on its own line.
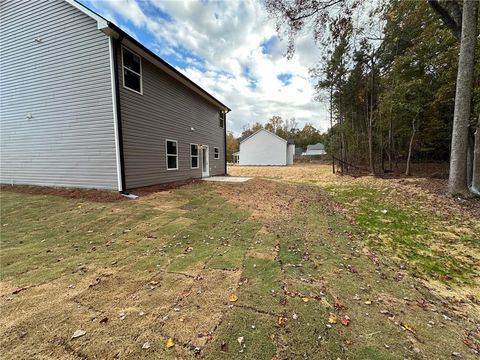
left=401, top=322, right=416, bottom=334
left=335, top=299, right=348, bottom=310
left=220, top=341, right=229, bottom=352
left=340, top=315, right=351, bottom=326
left=142, top=342, right=151, bottom=349
left=328, top=313, right=337, bottom=324
left=237, top=336, right=245, bottom=353
left=302, top=297, right=309, bottom=302
left=165, top=338, right=175, bottom=348
left=71, top=330, right=86, bottom=339
left=228, top=293, right=238, bottom=302
left=277, top=316, right=287, bottom=327
left=89, top=278, right=101, bottom=288
left=364, top=300, right=372, bottom=305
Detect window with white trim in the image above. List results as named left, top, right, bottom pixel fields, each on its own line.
left=219, top=112, right=225, bottom=128
left=214, top=147, right=219, bottom=159
left=122, top=47, right=142, bottom=94
left=166, top=140, right=178, bottom=170
left=190, top=144, right=199, bottom=169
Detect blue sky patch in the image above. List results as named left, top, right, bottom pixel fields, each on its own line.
left=261, top=36, right=277, bottom=55
left=277, top=73, right=292, bottom=85
left=242, top=65, right=257, bottom=89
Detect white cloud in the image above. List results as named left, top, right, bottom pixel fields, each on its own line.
left=85, top=0, right=330, bottom=135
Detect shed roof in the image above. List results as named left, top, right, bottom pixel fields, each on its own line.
left=65, top=0, right=230, bottom=112
left=240, top=129, right=287, bottom=144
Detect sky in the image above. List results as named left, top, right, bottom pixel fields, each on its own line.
left=79, top=0, right=330, bottom=136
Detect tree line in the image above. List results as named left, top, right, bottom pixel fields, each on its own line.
left=265, top=0, right=479, bottom=197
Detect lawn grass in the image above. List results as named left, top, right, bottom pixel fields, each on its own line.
left=322, top=184, right=478, bottom=283
left=1, top=170, right=479, bottom=359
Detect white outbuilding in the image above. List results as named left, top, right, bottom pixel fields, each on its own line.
left=238, top=129, right=295, bottom=166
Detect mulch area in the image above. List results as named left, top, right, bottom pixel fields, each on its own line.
left=1, top=178, right=204, bottom=202
left=0, top=184, right=125, bottom=202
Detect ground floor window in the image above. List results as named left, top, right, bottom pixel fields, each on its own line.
left=214, top=147, right=219, bottom=159
left=190, top=144, right=199, bottom=168
left=166, top=140, right=178, bottom=170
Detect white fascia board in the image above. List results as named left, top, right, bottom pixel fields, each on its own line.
left=64, top=0, right=108, bottom=29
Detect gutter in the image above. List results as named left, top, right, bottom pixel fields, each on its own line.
left=224, top=112, right=228, bottom=175
left=109, top=36, right=127, bottom=193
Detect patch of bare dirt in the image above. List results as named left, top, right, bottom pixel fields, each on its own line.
left=1, top=184, right=125, bottom=202
left=210, top=178, right=324, bottom=221
left=229, top=164, right=480, bottom=218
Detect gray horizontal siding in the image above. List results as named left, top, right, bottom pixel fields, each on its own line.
left=0, top=0, right=118, bottom=190
left=117, top=45, right=226, bottom=189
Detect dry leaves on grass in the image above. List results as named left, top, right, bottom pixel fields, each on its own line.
left=211, top=179, right=325, bottom=221
left=165, top=338, right=175, bottom=348
left=71, top=330, right=86, bottom=339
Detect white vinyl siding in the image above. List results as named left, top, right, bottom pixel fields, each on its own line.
left=239, top=129, right=288, bottom=166
left=0, top=0, right=118, bottom=189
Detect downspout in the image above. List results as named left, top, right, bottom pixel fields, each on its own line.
left=224, top=111, right=228, bottom=175
left=109, top=36, right=127, bottom=193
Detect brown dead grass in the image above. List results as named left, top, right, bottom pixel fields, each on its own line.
left=210, top=178, right=323, bottom=221
left=160, top=269, right=241, bottom=347
left=0, top=265, right=242, bottom=359
left=229, top=164, right=480, bottom=218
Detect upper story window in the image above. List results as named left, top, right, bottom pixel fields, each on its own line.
left=166, top=140, right=178, bottom=170
left=219, top=112, right=225, bottom=128
left=122, top=47, right=142, bottom=94
left=214, top=147, right=219, bottom=159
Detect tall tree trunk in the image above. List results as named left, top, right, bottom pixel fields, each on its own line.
left=380, top=118, right=385, bottom=173
left=448, top=0, right=478, bottom=196
left=330, top=84, right=335, bottom=174
left=368, top=117, right=374, bottom=174
left=388, top=115, right=393, bottom=171
left=471, top=114, right=480, bottom=195
left=405, top=114, right=418, bottom=176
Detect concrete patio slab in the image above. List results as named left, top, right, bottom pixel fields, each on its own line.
left=202, top=176, right=252, bottom=183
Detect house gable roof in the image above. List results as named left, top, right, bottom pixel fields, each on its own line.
left=306, top=143, right=325, bottom=151
left=240, top=129, right=287, bottom=145
left=64, top=0, right=230, bottom=112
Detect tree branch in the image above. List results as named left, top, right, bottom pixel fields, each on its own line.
left=427, top=0, right=461, bottom=41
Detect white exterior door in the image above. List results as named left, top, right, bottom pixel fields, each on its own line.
left=202, top=146, right=210, bottom=177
